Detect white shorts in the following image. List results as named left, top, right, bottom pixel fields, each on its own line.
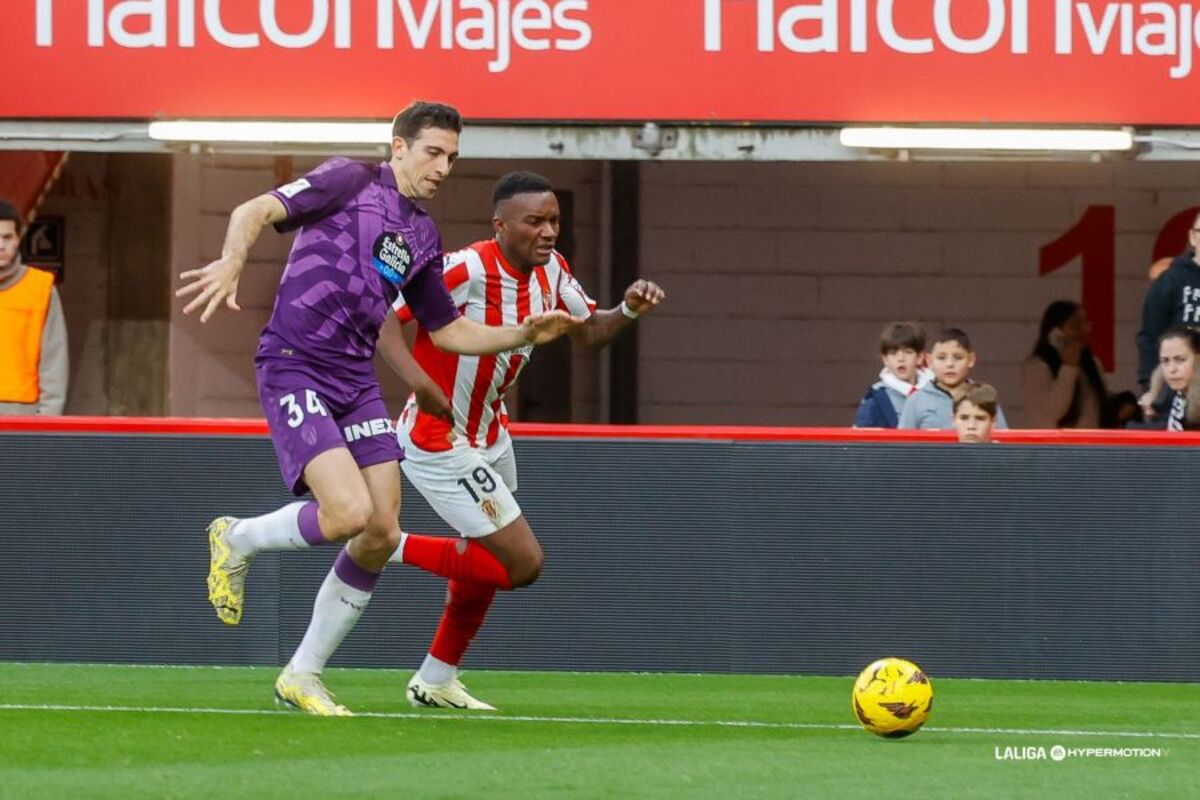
left=398, top=414, right=522, bottom=538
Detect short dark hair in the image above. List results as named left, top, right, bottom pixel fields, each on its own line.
left=392, top=101, right=463, bottom=142
left=879, top=321, right=925, bottom=355
left=931, top=327, right=972, bottom=352
left=953, top=383, right=998, bottom=417
left=492, top=171, right=554, bottom=209
left=0, top=199, right=21, bottom=231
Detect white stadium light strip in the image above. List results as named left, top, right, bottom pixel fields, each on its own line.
left=839, top=127, right=1134, bottom=152
left=147, top=121, right=392, bottom=144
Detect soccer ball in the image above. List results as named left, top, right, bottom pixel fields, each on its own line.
left=851, top=657, right=934, bottom=738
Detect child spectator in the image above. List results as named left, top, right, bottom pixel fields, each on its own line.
left=954, top=383, right=999, bottom=443
left=1140, top=327, right=1200, bottom=430
left=899, top=327, right=1008, bottom=430
left=853, top=322, right=930, bottom=427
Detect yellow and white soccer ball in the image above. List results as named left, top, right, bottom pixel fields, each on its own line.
left=851, top=657, right=934, bottom=738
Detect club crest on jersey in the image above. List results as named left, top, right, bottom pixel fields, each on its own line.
left=479, top=497, right=501, bottom=526
left=372, top=231, right=413, bottom=287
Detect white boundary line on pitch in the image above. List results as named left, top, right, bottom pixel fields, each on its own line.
left=0, top=704, right=1196, bottom=740
left=3, top=663, right=1194, bottom=689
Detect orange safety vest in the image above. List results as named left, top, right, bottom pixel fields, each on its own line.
left=0, top=267, right=55, bottom=403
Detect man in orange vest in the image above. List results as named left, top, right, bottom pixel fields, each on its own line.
left=0, top=199, right=67, bottom=415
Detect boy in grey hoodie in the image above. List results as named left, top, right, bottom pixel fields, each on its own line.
left=899, top=327, right=1008, bottom=430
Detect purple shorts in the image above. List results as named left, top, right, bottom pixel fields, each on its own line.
left=257, top=359, right=402, bottom=495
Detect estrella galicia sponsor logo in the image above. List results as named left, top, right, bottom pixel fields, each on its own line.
left=372, top=231, right=413, bottom=287
left=343, top=417, right=396, bottom=443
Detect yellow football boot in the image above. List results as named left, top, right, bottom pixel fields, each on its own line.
left=274, top=664, right=353, bottom=716
left=206, top=516, right=251, bottom=625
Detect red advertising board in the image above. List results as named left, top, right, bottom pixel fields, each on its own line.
left=7, top=1, right=1200, bottom=124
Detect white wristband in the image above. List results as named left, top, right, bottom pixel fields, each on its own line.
left=620, top=300, right=640, bottom=320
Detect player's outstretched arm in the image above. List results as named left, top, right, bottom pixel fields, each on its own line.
left=378, top=314, right=453, bottom=421
left=176, top=194, right=287, bottom=323
left=429, top=310, right=583, bottom=355
left=522, top=309, right=586, bottom=345
left=572, top=278, right=665, bottom=348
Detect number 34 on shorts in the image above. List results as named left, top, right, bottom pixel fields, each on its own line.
left=280, top=390, right=328, bottom=429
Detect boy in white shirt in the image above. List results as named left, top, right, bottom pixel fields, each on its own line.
left=853, top=322, right=930, bottom=427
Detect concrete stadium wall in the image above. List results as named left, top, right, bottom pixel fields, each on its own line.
left=41, top=154, right=1200, bottom=426
left=1, top=429, right=1195, bottom=683
left=34, top=153, right=172, bottom=416
left=637, top=161, right=1200, bottom=427
left=36, top=153, right=112, bottom=415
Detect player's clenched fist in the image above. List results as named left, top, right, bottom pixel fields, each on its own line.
left=623, top=279, right=665, bottom=316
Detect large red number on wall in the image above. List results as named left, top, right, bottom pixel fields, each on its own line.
left=1153, top=207, right=1200, bottom=262
left=1038, top=206, right=1115, bottom=371
left=1040, top=206, right=1200, bottom=374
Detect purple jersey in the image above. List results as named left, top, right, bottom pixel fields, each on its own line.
left=257, top=158, right=458, bottom=377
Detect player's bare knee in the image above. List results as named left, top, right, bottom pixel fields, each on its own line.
left=321, top=522, right=356, bottom=543
left=509, top=565, right=541, bottom=588
left=383, top=525, right=404, bottom=553
left=323, top=497, right=373, bottom=540
left=358, top=517, right=401, bottom=559
left=509, top=550, right=544, bottom=588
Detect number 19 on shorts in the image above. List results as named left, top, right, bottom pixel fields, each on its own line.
left=456, top=467, right=497, bottom=502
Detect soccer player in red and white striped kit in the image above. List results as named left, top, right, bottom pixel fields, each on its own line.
left=383, top=170, right=665, bottom=708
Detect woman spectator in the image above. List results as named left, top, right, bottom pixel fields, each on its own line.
left=1021, top=301, right=1108, bottom=428
left=1141, top=327, right=1200, bottom=430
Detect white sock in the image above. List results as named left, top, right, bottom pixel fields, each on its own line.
left=290, top=565, right=374, bottom=675
left=387, top=531, right=410, bottom=565
left=418, top=654, right=456, bottom=687
left=229, top=502, right=311, bottom=556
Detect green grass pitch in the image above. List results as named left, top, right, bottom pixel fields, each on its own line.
left=0, top=663, right=1195, bottom=799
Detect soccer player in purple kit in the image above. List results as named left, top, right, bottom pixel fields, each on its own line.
left=177, top=102, right=579, bottom=716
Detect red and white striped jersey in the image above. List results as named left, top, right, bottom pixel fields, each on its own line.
left=393, top=238, right=596, bottom=452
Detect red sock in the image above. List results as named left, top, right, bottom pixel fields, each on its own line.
left=402, top=535, right=513, bottom=590
left=429, top=580, right=497, bottom=665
